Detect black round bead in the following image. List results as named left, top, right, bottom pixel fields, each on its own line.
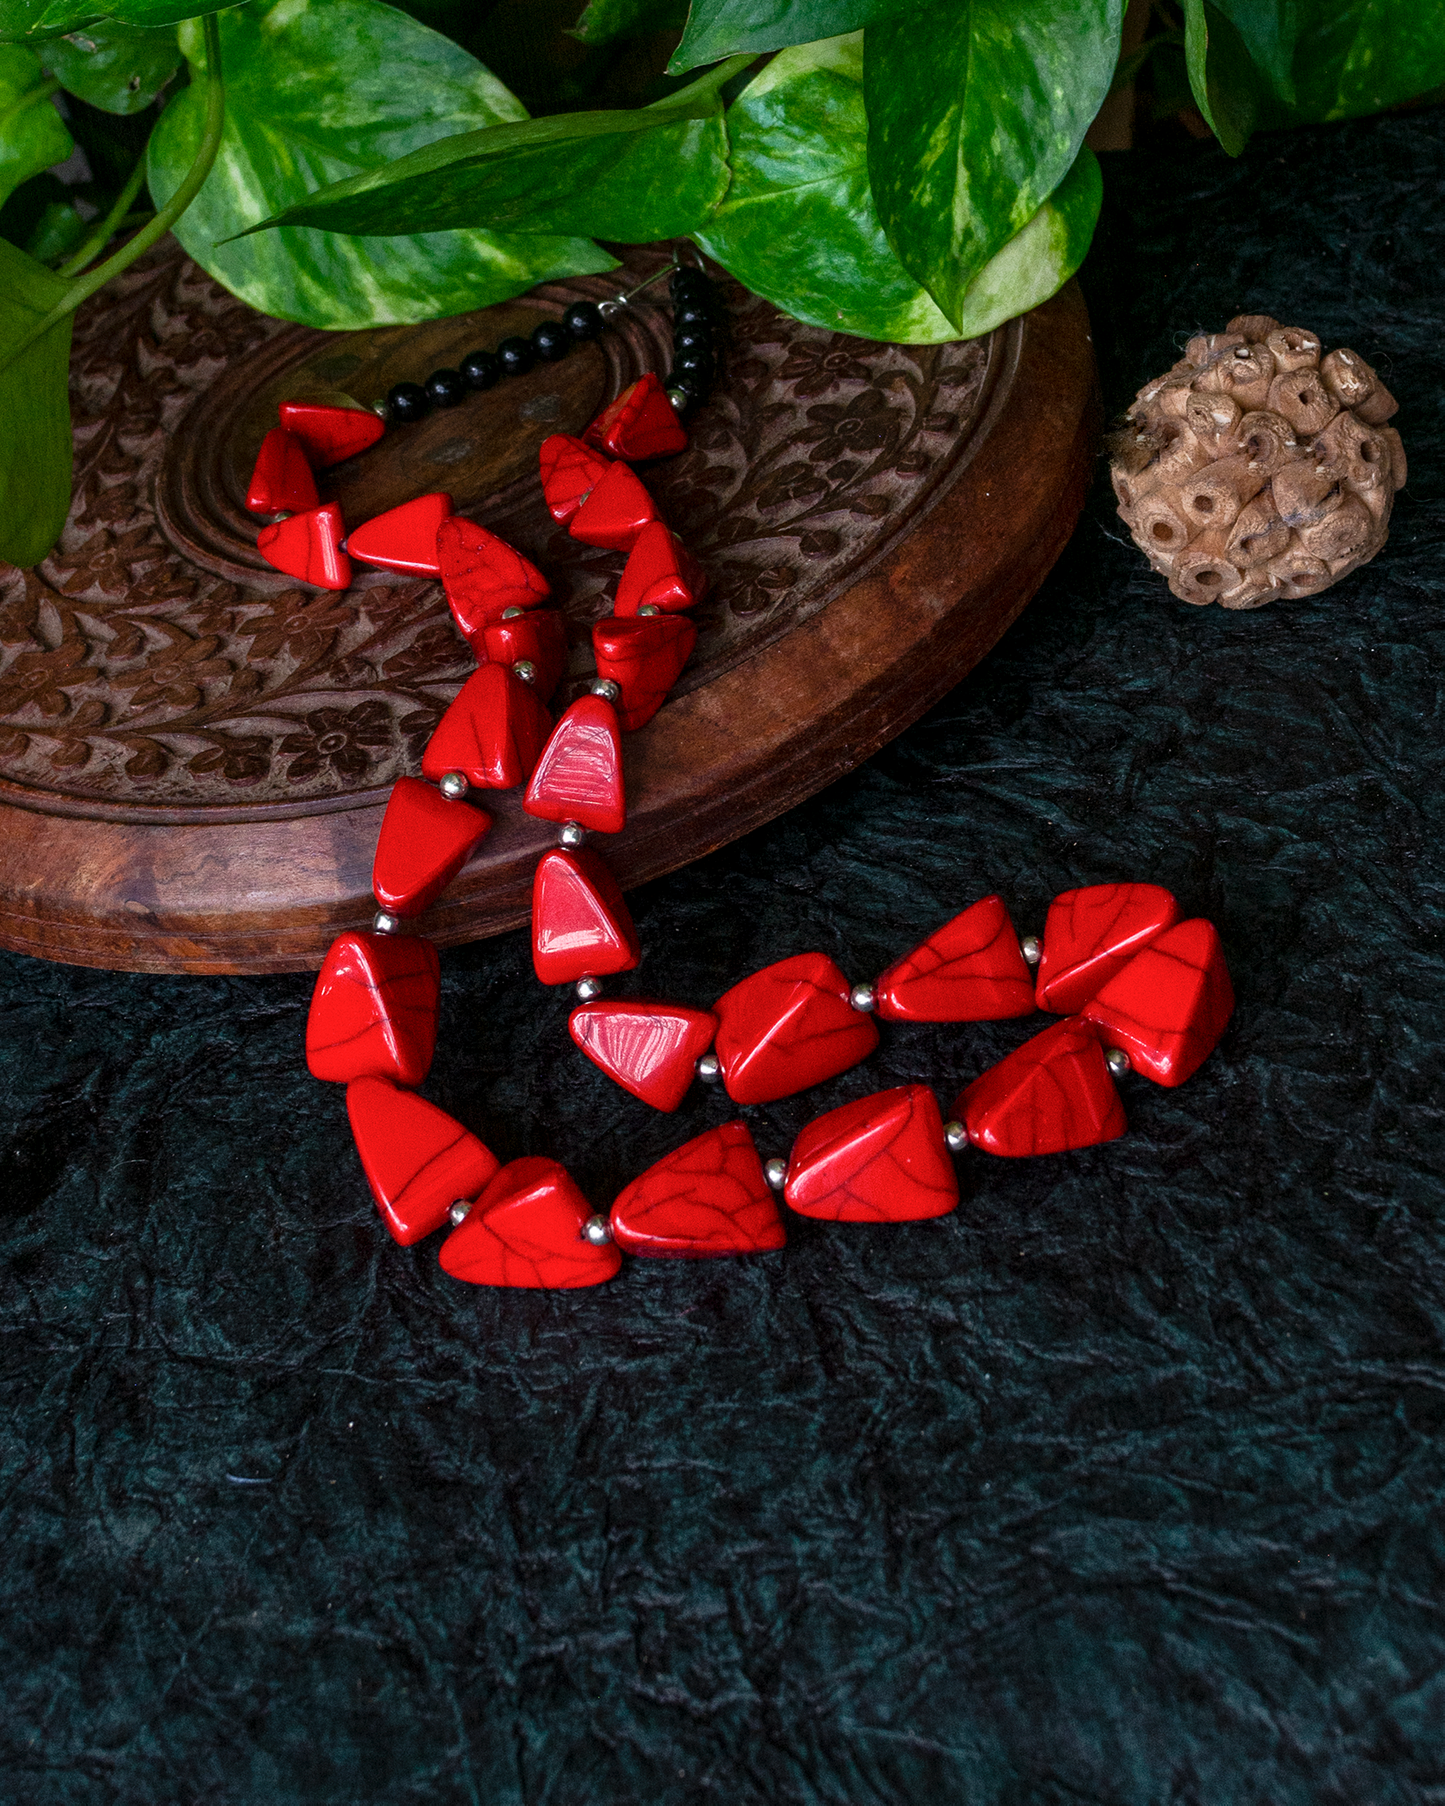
left=460, top=349, right=501, bottom=391
left=531, top=320, right=572, bottom=363
left=563, top=301, right=603, bottom=341
left=673, top=349, right=714, bottom=385
left=675, top=326, right=713, bottom=359
left=424, top=366, right=467, bottom=408
left=497, top=335, right=536, bottom=377
left=670, top=268, right=711, bottom=303
left=667, top=366, right=708, bottom=401
left=673, top=301, right=714, bottom=333
left=387, top=380, right=430, bottom=424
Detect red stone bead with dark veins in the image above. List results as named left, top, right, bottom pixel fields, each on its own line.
left=437, top=516, right=551, bottom=652
left=875, top=894, right=1036, bottom=1022
left=421, top=664, right=551, bottom=791
left=246, top=426, right=318, bottom=515
left=523, top=696, right=624, bottom=833
left=569, top=999, right=718, bottom=1112
left=278, top=400, right=384, bottom=468
left=532, top=847, right=640, bottom=985
left=371, top=776, right=491, bottom=917
left=306, top=930, right=440, bottom=1088
left=712, top=951, right=880, bottom=1105
left=1035, top=883, right=1181, bottom=1015
left=439, top=1157, right=620, bottom=1289
left=1083, top=917, right=1234, bottom=1086
left=956, top=1018, right=1126, bottom=1157
left=784, top=1084, right=959, bottom=1222
left=347, top=492, right=452, bottom=577
left=609, top=1120, right=785, bottom=1258
left=539, top=432, right=612, bottom=525
left=257, top=503, right=351, bottom=591
left=568, top=461, right=661, bottom=552
left=582, top=373, right=688, bottom=462
left=592, top=614, right=696, bottom=731
left=613, top=521, right=708, bottom=616
left=482, top=608, right=568, bottom=701
left=347, top=1075, right=500, bottom=1245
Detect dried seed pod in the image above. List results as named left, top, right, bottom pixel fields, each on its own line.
left=1111, top=317, right=1406, bottom=606
left=1265, top=326, right=1320, bottom=372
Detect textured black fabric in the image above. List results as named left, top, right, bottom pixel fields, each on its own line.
left=3, top=109, right=1445, bottom=1805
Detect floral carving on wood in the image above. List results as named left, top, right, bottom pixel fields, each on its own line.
left=0, top=245, right=992, bottom=817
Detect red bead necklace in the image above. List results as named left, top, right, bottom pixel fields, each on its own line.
left=245, top=266, right=1236, bottom=1293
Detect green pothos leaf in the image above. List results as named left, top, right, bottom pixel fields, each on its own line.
left=0, top=232, right=71, bottom=566
left=37, top=0, right=242, bottom=28
left=694, top=36, right=1101, bottom=343
left=1184, top=0, right=1260, bottom=154
left=146, top=0, right=616, bottom=329
left=225, top=55, right=747, bottom=245
left=862, top=0, right=1121, bottom=330
left=670, top=0, right=903, bottom=72
left=572, top=0, right=687, bottom=46
left=0, top=0, right=89, bottom=40
left=42, top=19, right=180, bottom=112
left=0, top=43, right=71, bottom=210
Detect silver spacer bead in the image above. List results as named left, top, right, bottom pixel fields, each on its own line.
left=590, top=678, right=621, bottom=704
left=512, top=659, right=537, bottom=685
left=372, top=910, right=402, bottom=935
left=638, top=604, right=662, bottom=617
left=849, top=983, right=876, bottom=1013
left=448, top=1199, right=472, bottom=1227
left=558, top=821, right=587, bottom=850
left=763, top=1157, right=787, bottom=1191
left=1104, top=1047, right=1130, bottom=1078
left=943, top=1119, right=969, bottom=1153
left=438, top=770, right=469, bottom=802
left=501, top=605, right=525, bottom=619
left=667, top=388, right=689, bottom=414
left=696, top=1051, right=721, bottom=1084
left=583, top=1214, right=613, bottom=1246
left=370, top=399, right=389, bottom=419
left=598, top=296, right=627, bottom=323
left=1020, top=935, right=1042, bottom=967
left=575, top=975, right=604, bottom=1003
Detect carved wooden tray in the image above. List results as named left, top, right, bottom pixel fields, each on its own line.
left=0, top=242, right=1097, bottom=974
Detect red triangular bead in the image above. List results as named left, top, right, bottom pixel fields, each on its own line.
left=592, top=614, right=696, bottom=731
left=346, top=1075, right=499, bottom=1245
left=437, top=516, right=551, bottom=650
left=569, top=461, right=661, bottom=551
left=246, top=426, right=318, bottom=515
left=539, top=433, right=612, bottom=525
left=440, top=1157, right=620, bottom=1289
left=955, top=1018, right=1126, bottom=1156
left=569, top=999, right=718, bottom=1112
left=532, top=847, right=639, bottom=985
left=875, top=895, right=1036, bottom=1022
left=347, top=492, right=453, bottom=577
left=257, top=503, right=351, bottom=590
left=583, top=373, right=688, bottom=461
left=610, top=1121, right=785, bottom=1258
left=1035, top=883, right=1180, bottom=1015
left=421, top=664, right=551, bottom=791
left=482, top=608, right=568, bottom=701
left=306, top=930, right=440, bottom=1088
left=279, top=400, right=384, bottom=467
left=784, top=1084, right=958, bottom=1222
left=1083, top=918, right=1234, bottom=1086
left=713, top=951, right=879, bottom=1105
left=371, top=776, right=491, bottom=917
left=614, top=521, right=708, bottom=616
left=523, top=696, right=624, bottom=833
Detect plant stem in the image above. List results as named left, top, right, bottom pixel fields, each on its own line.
left=0, top=13, right=225, bottom=378
left=56, top=156, right=149, bottom=278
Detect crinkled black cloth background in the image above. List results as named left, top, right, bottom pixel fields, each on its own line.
left=3, top=109, right=1444, bottom=1806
